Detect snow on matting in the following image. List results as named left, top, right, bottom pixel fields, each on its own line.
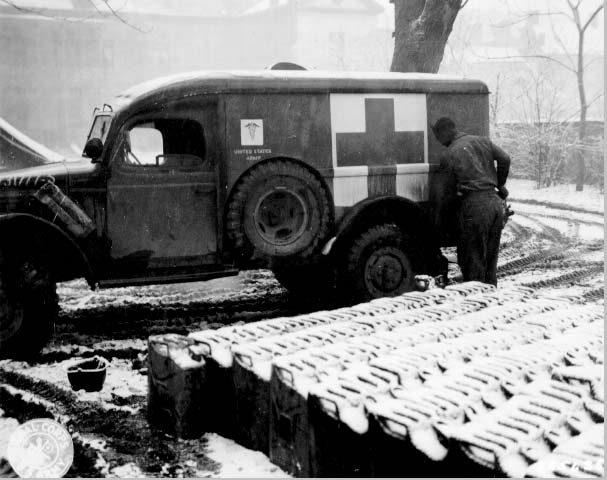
left=508, top=179, right=604, bottom=214
left=201, top=434, right=288, bottom=478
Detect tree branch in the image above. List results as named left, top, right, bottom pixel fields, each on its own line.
left=582, top=4, right=604, bottom=32
left=474, top=52, right=578, bottom=74
left=0, top=0, right=149, bottom=32
left=566, top=0, right=583, bottom=32
left=566, top=0, right=582, bottom=11
left=550, top=17, right=577, bottom=70
left=492, top=10, right=568, bottom=29
left=99, top=0, right=150, bottom=33
left=586, top=91, right=605, bottom=109
left=557, top=91, right=604, bottom=125
left=584, top=56, right=604, bottom=69
left=0, top=0, right=96, bottom=22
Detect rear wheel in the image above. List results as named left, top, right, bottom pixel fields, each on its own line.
left=0, top=251, right=57, bottom=359
left=338, top=223, right=416, bottom=303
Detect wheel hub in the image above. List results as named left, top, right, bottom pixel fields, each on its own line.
left=364, top=247, right=410, bottom=296
left=254, top=188, right=308, bottom=246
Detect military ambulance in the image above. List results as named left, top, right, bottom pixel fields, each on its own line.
left=0, top=69, right=489, bottom=356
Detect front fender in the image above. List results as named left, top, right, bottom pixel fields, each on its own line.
left=323, top=196, right=443, bottom=273
left=330, top=196, right=436, bottom=247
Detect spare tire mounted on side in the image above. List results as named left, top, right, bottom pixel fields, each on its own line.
left=227, top=160, right=332, bottom=260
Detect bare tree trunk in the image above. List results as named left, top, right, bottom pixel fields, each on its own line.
left=568, top=1, right=603, bottom=191
left=490, top=74, right=501, bottom=126
left=575, top=28, right=587, bottom=191
left=390, top=0, right=464, bottom=73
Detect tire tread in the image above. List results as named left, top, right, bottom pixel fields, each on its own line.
left=0, top=255, right=57, bottom=358
left=226, top=160, right=332, bottom=261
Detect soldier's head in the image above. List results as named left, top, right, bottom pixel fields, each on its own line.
left=432, top=117, right=458, bottom=146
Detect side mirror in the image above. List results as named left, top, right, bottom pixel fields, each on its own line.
left=84, top=138, right=104, bottom=162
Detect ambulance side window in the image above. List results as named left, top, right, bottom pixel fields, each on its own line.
left=123, top=119, right=209, bottom=169
left=126, top=124, right=163, bottom=166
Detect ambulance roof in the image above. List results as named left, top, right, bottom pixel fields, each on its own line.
left=113, top=70, right=489, bottom=112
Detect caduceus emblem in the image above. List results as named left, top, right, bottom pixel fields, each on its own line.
left=245, top=122, right=260, bottom=141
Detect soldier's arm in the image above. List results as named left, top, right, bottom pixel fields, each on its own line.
left=438, top=153, right=458, bottom=200
left=432, top=152, right=456, bottom=224
left=491, top=142, right=511, bottom=187
left=438, top=152, right=451, bottom=173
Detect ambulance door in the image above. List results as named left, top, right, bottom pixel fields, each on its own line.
left=105, top=102, right=219, bottom=276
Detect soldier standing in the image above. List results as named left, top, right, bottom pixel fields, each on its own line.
left=432, top=117, right=511, bottom=286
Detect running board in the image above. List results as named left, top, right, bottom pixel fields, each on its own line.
left=97, top=269, right=239, bottom=289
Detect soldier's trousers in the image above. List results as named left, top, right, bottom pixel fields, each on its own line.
left=456, top=191, right=505, bottom=286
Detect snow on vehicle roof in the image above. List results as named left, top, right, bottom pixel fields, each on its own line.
left=113, top=69, right=488, bottom=111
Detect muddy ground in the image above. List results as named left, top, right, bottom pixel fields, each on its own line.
left=0, top=196, right=603, bottom=478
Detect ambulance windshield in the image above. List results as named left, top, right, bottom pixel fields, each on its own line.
left=86, top=113, right=112, bottom=143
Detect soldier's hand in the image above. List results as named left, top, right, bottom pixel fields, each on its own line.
left=502, top=200, right=514, bottom=228
left=497, top=185, right=509, bottom=199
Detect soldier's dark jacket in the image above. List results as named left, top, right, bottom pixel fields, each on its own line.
left=439, top=132, right=510, bottom=195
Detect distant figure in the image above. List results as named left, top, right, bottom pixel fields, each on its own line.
left=432, top=117, right=511, bottom=286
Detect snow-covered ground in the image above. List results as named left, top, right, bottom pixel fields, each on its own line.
left=509, top=178, right=604, bottom=214
left=202, top=435, right=287, bottom=478
left=0, top=181, right=603, bottom=478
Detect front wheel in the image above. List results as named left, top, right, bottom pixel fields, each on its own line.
left=337, top=223, right=416, bottom=303
left=0, top=252, right=58, bottom=359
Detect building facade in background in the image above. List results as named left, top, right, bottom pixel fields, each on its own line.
left=0, top=0, right=388, bottom=155
left=1, top=0, right=602, bottom=158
